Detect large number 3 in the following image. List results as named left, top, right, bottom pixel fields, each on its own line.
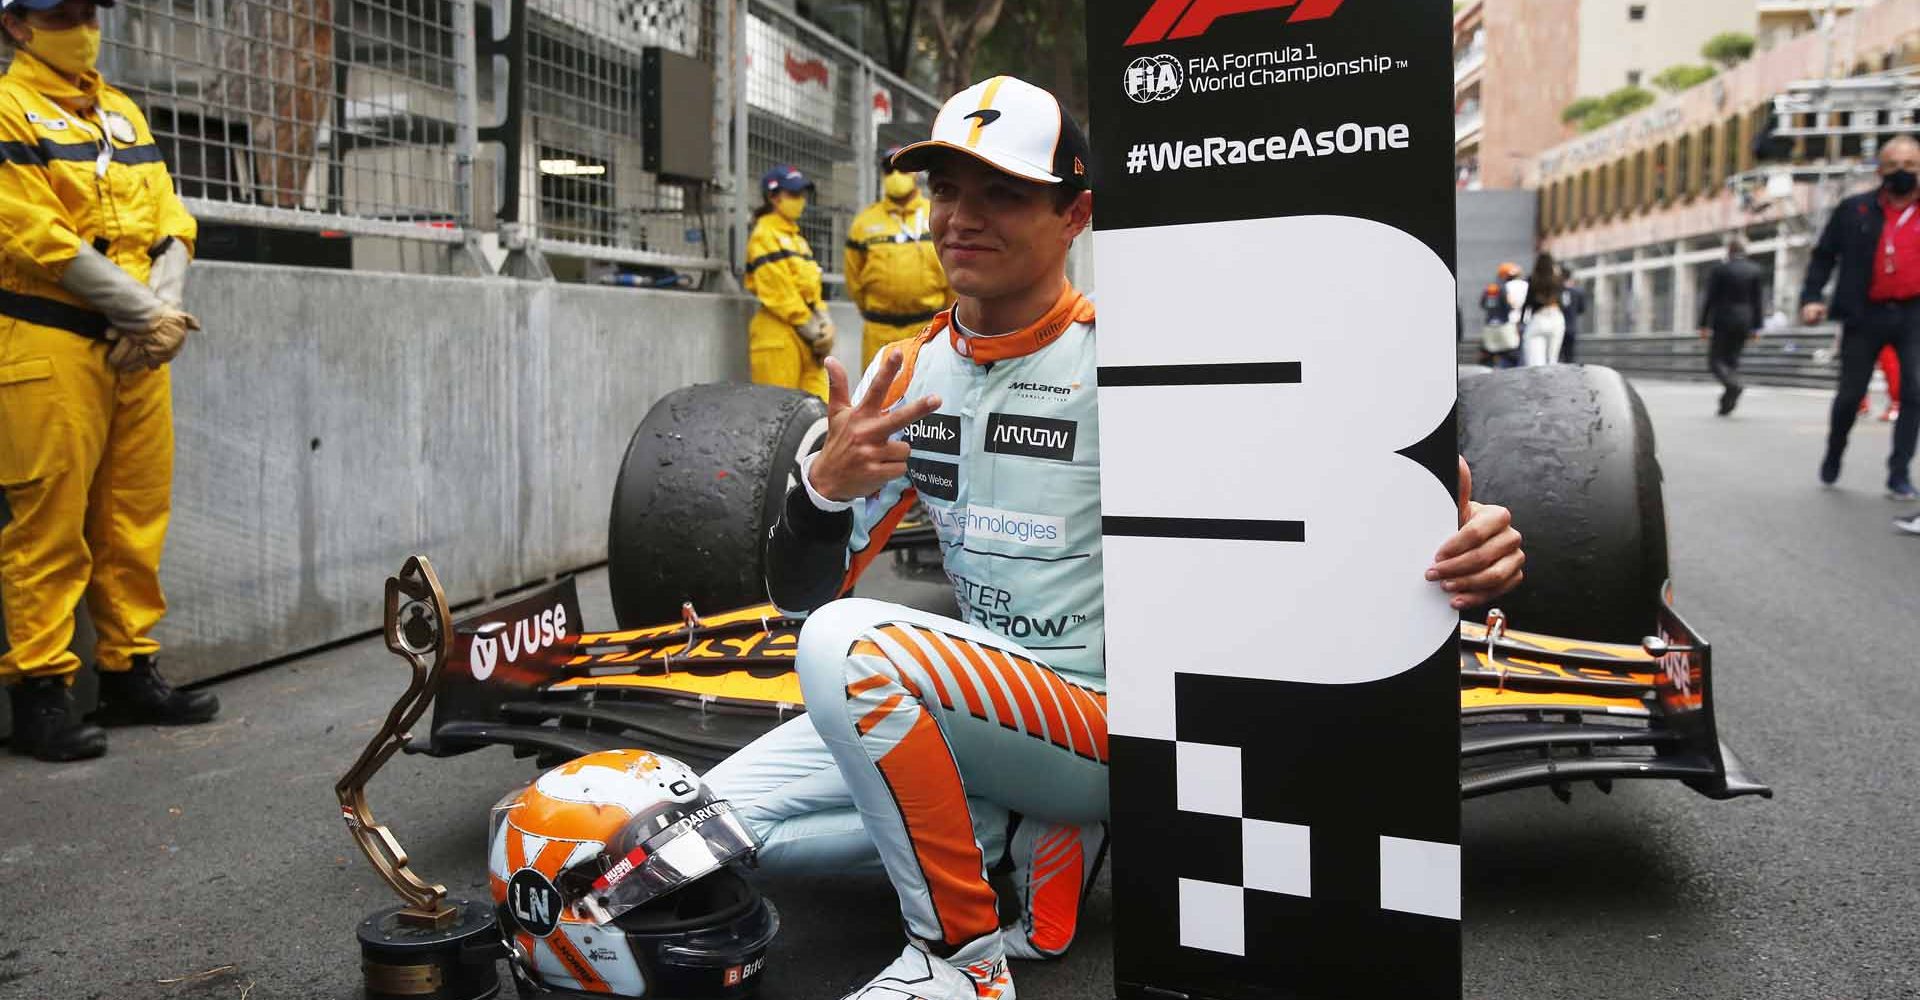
left=1095, top=214, right=1460, bottom=741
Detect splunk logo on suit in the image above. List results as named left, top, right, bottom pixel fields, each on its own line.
left=470, top=603, right=570, bottom=681
left=902, top=413, right=962, bottom=455
left=931, top=504, right=1068, bottom=548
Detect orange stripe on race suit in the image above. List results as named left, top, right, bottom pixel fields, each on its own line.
left=848, top=671, right=894, bottom=699
left=840, top=491, right=917, bottom=597
left=922, top=629, right=990, bottom=722
left=1009, top=655, right=1077, bottom=755
left=954, top=641, right=1020, bottom=732
left=1027, top=834, right=1085, bottom=955
left=879, top=625, right=955, bottom=710
left=1058, top=683, right=1109, bottom=763
left=979, top=646, right=1047, bottom=739
left=857, top=693, right=905, bottom=736
left=874, top=711, right=1001, bottom=947
left=1035, top=668, right=1098, bottom=760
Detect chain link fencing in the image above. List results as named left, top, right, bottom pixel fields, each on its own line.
left=7, top=0, right=943, bottom=278
left=741, top=1, right=940, bottom=288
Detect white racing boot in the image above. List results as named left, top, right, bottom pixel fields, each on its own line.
left=841, top=935, right=1013, bottom=1000
left=999, top=819, right=1108, bottom=961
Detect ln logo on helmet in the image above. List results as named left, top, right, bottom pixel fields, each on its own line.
left=1125, top=0, right=1346, bottom=46
left=508, top=868, right=563, bottom=937
left=1125, top=54, right=1184, bottom=102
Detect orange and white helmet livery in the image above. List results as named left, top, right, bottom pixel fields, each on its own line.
left=488, top=749, right=778, bottom=998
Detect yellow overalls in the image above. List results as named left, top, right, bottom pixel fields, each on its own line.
left=844, top=193, right=951, bottom=371
left=744, top=212, right=827, bottom=400
left=0, top=51, right=197, bottom=681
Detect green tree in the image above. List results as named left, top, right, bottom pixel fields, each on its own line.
left=1701, top=31, right=1755, bottom=68
left=1569, top=85, right=1656, bottom=132
left=1651, top=64, right=1717, bottom=94
left=1561, top=96, right=1602, bottom=124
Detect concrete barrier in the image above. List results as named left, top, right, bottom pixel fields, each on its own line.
left=3, top=263, right=878, bottom=708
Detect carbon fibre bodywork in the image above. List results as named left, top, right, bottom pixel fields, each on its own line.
left=410, top=576, right=1771, bottom=803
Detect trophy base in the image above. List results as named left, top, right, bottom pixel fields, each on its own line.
left=358, top=898, right=505, bottom=1000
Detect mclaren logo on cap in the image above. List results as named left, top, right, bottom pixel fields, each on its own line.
left=964, top=109, right=1003, bottom=128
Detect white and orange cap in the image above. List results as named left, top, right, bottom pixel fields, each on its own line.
left=892, top=76, right=1091, bottom=188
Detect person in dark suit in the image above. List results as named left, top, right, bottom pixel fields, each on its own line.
left=1558, top=267, right=1586, bottom=362
left=1698, top=238, right=1766, bottom=415
left=1801, top=135, right=1920, bottom=499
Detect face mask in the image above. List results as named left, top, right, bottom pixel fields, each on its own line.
left=28, top=24, right=101, bottom=78
left=883, top=172, right=918, bottom=201
left=1886, top=169, right=1919, bottom=197
left=774, top=195, right=806, bottom=222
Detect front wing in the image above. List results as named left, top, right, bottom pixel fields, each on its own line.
left=412, top=578, right=1771, bottom=802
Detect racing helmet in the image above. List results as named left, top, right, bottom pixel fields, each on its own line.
left=489, top=750, right=778, bottom=998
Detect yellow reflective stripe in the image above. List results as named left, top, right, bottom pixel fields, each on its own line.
left=966, top=77, right=1007, bottom=149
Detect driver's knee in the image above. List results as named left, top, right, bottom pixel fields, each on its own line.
left=795, top=598, right=911, bottom=730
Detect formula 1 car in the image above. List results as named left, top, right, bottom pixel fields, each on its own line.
left=404, top=365, right=1771, bottom=804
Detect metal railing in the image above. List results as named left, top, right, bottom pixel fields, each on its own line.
left=11, top=0, right=942, bottom=278
left=1459, top=328, right=1846, bottom=389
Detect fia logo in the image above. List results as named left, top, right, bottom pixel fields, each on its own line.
left=507, top=868, right=562, bottom=937
left=1126, top=54, right=1184, bottom=103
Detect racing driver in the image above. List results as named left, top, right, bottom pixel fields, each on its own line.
left=705, top=75, right=1526, bottom=1000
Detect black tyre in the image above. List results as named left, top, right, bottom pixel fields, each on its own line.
left=608, top=384, right=828, bottom=629
left=1456, top=364, right=1668, bottom=643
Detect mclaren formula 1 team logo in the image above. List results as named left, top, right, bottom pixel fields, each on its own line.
left=1126, top=0, right=1348, bottom=46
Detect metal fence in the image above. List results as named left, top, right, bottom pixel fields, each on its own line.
left=15, top=0, right=941, bottom=278
left=738, top=2, right=941, bottom=284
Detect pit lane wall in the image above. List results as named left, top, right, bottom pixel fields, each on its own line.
left=0, top=263, right=872, bottom=703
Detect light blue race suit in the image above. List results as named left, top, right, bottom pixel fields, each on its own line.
left=705, top=285, right=1109, bottom=958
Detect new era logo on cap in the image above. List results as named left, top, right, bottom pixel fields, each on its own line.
left=894, top=76, right=1091, bottom=188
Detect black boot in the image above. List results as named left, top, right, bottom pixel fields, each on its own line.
left=92, top=655, right=220, bottom=726
left=8, top=676, right=108, bottom=761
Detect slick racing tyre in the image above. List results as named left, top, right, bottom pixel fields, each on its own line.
left=1456, top=364, right=1668, bottom=644
left=608, top=384, right=828, bottom=629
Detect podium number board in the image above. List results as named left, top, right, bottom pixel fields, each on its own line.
left=1089, top=2, right=1461, bottom=997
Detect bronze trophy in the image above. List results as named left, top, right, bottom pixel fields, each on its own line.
left=338, top=556, right=505, bottom=1000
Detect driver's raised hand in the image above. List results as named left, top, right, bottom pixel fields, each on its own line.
left=807, top=351, right=943, bottom=503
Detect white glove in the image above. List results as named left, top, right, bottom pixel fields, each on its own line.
left=148, top=237, right=190, bottom=307
left=797, top=311, right=829, bottom=345
left=60, top=245, right=165, bottom=331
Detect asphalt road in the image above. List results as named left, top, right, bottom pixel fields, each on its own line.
left=2, top=378, right=1917, bottom=1000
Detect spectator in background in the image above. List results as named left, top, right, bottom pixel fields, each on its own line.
left=1698, top=238, right=1766, bottom=416
left=1519, top=252, right=1564, bottom=366
left=1478, top=262, right=1523, bottom=368
left=0, top=0, right=219, bottom=762
left=1859, top=346, right=1900, bottom=423
left=746, top=164, right=832, bottom=401
left=1558, top=266, right=1586, bottom=362
left=1801, top=135, right=1920, bottom=499
left=845, top=146, right=952, bottom=371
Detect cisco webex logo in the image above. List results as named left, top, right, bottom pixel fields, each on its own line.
left=1126, top=0, right=1347, bottom=46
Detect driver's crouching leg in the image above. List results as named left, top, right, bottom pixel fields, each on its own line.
left=796, top=599, right=1001, bottom=953
left=794, top=598, right=1109, bottom=995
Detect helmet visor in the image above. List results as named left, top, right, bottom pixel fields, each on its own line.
left=583, top=798, right=759, bottom=923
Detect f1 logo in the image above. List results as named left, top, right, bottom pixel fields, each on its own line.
left=1125, top=0, right=1347, bottom=46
